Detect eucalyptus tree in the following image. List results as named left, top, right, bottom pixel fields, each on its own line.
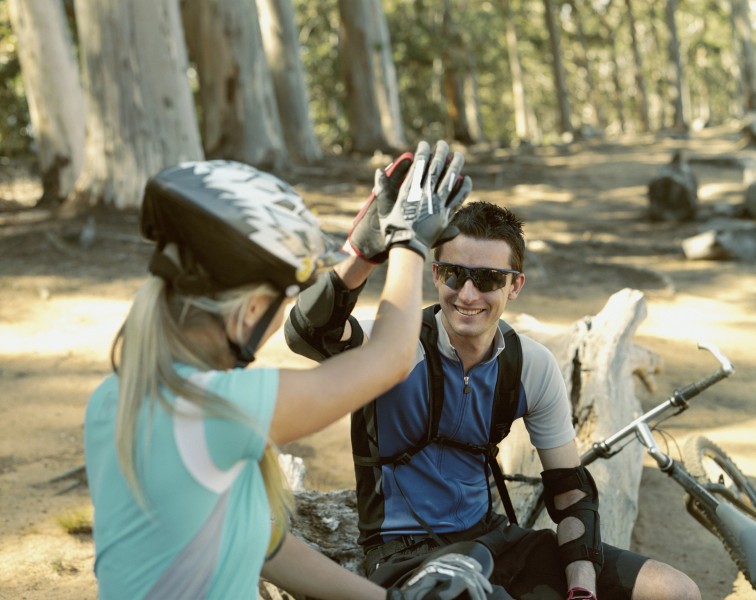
left=257, top=0, right=323, bottom=163
left=337, top=0, right=406, bottom=153
left=542, top=0, right=573, bottom=135
left=7, top=0, right=84, bottom=204
left=69, top=0, right=202, bottom=210
left=440, top=0, right=485, bottom=144
left=182, top=0, right=287, bottom=168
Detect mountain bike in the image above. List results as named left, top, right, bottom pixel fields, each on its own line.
left=519, top=342, right=756, bottom=590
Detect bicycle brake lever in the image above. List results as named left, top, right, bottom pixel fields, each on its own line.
left=697, top=342, right=735, bottom=375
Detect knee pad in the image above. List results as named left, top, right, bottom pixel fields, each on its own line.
left=541, top=466, right=603, bottom=573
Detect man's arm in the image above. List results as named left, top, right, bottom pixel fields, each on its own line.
left=538, top=441, right=601, bottom=597
left=284, top=255, right=375, bottom=362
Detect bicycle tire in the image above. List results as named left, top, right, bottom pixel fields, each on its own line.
left=683, top=436, right=756, bottom=509
left=682, top=436, right=756, bottom=589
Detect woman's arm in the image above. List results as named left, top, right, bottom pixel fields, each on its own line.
left=270, top=246, right=422, bottom=445
left=261, top=532, right=386, bottom=600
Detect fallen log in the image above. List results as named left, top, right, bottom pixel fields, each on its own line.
left=260, top=288, right=658, bottom=597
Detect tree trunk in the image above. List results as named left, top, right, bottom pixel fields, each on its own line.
left=730, top=0, right=756, bottom=112
left=665, top=0, right=690, bottom=131
left=625, top=0, right=651, bottom=132
left=502, top=0, right=530, bottom=144
left=596, top=9, right=626, bottom=133
left=181, top=0, right=286, bottom=169
left=338, top=0, right=406, bottom=154
left=566, top=0, right=605, bottom=132
left=67, top=0, right=202, bottom=211
left=7, top=0, right=85, bottom=205
left=441, top=0, right=484, bottom=144
left=256, top=0, right=322, bottom=164
left=543, top=0, right=573, bottom=135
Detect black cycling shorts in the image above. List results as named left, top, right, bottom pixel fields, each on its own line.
left=366, top=514, right=647, bottom=599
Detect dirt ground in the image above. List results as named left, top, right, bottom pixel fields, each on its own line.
left=1, top=125, right=755, bottom=599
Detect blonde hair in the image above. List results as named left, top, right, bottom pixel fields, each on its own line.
left=112, top=266, right=292, bottom=553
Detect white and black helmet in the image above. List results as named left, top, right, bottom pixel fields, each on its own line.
left=141, top=160, right=344, bottom=296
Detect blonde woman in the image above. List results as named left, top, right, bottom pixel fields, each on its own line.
left=84, top=143, right=490, bottom=599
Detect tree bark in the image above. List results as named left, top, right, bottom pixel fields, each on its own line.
left=181, top=0, right=286, bottom=169
left=68, top=0, right=202, bottom=210
left=338, top=0, right=406, bottom=154
left=543, top=0, right=573, bottom=136
left=7, top=0, right=85, bottom=205
left=256, top=0, right=322, bottom=164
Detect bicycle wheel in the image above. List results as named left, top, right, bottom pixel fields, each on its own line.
left=682, top=436, right=756, bottom=590
left=683, top=436, right=756, bottom=510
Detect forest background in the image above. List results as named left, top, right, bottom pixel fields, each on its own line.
left=1, top=0, right=756, bottom=599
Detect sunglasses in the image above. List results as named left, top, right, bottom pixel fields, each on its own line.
left=433, top=262, right=520, bottom=293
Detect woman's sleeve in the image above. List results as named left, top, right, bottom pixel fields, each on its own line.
left=202, top=368, right=279, bottom=469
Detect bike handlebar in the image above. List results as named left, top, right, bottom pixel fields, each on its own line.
left=580, top=342, right=734, bottom=466
left=671, top=342, right=735, bottom=406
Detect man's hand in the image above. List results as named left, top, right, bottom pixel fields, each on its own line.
left=386, top=553, right=493, bottom=600
left=566, top=586, right=597, bottom=600
left=379, top=140, right=472, bottom=259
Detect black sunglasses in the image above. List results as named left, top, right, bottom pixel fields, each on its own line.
left=433, top=262, right=520, bottom=293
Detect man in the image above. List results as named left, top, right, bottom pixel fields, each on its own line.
left=285, top=160, right=701, bottom=599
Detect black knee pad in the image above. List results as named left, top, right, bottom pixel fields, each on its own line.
left=541, top=465, right=603, bottom=573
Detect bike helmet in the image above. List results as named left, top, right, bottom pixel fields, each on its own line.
left=141, top=159, right=344, bottom=297
left=140, top=160, right=345, bottom=365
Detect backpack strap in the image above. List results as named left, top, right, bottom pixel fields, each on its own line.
left=420, top=305, right=445, bottom=443
left=487, top=322, right=523, bottom=525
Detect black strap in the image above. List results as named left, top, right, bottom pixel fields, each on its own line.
left=420, top=306, right=445, bottom=443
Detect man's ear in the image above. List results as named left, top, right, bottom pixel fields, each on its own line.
left=431, top=261, right=441, bottom=286
left=508, top=273, right=525, bottom=300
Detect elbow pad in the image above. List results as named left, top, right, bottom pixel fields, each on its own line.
left=284, top=270, right=366, bottom=362
left=541, top=465, right=603, bottom=573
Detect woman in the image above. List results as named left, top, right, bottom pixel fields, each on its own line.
left=84, top=142, right=487, bottom=599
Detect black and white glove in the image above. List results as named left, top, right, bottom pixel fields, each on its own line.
left=344, top=151, right=414, bottom=264
left=386, top=553, right=493, bottom=600
left=379, top=140, right=472, bottom=260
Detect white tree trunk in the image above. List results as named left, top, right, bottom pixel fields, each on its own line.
left=338, top=0, right=405, bottom=153
left=182, top=0, right=287, bottom=169
left=70, top=0, right=202, bottom=210
left=257, top=0, right=322, bottom=164
left=7, top=0, right=85, bottom=204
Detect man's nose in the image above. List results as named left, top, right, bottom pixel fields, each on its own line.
left=457, top=277, right=479, bottom=299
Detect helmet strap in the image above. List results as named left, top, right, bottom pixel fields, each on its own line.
left=228, top=292, right=286, bottom=368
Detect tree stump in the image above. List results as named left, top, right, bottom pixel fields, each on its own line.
left=647, top=151, right=698, bottom=222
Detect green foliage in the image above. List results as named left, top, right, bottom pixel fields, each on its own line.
left=0, top=0, right=752, bottom=162
left=0, top=0, right=33, bottom=157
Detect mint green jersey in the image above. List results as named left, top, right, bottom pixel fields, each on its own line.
left=84, top=366, right=278, bottom=599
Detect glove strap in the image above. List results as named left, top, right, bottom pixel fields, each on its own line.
left=566, top=586, right=597, bottom=600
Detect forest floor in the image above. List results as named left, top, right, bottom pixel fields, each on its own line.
left=1, top=124, right=755, bottom=599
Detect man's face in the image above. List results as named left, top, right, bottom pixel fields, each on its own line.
left=433, top=235, right=525, bottom=346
